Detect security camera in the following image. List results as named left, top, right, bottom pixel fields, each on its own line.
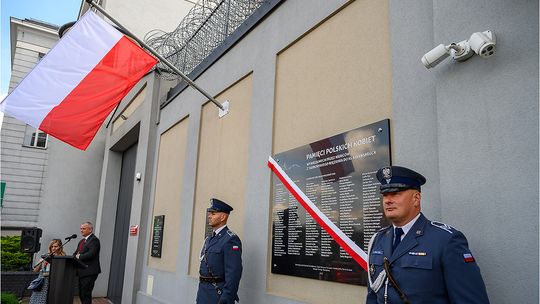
left=422, top=30, right=496, bottom=69
left=421, top=44, right=450, bottom=68
left=450, top=40, right=473, bottom=61
left=421, top=43, right=463, bottom=69
left=468, top=30, right=496, bottom=58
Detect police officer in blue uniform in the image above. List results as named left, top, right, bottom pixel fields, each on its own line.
left=197, top=198, right=242, bottom=304
left=366, top=166, right=490, bottom=304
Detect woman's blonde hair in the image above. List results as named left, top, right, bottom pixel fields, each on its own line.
left=48, top=239, right=66, bottom=256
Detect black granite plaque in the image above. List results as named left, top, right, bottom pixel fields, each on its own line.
left=151, top=215, right=165, bottom=258
left=271, top=119, right=391, bottom=285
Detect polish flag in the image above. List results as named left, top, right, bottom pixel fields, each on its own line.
left=0, top=11, right=157, bottom=150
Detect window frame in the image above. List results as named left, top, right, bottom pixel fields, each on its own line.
left=22, top=125, right=48, bottom=149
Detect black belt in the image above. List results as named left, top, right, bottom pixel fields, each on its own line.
left=199, top=276, right=224, bottom=283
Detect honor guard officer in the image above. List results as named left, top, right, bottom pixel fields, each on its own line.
left=197, top=198, right=243, bottom=304
left=366, top=166, right=490, bottom=304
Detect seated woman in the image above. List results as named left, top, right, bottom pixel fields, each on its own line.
left=29, top=239, right=66, bottom=304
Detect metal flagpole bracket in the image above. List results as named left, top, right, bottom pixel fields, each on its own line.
left=218, top=101, right=229, bottom=118
left=85, top=0, right=229, bottom=117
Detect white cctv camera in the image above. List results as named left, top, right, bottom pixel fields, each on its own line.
left=421, top=44, right=451, bottom=69
left=421, top=30, right=496, bottom=69
left=468, top=30, right=496, bottom=58
left=421, top=43, right=464, bottom=69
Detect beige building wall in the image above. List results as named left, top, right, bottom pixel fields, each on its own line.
left=269, top=0, right=392, bottom=302
left=188, top=74, right=253, bottom=276
left=148, top=117, right=190, bottom=271
left=112, top=85, right=147, bottom=132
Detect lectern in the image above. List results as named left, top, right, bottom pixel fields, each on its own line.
left=47, top=256, right=87, bottom=304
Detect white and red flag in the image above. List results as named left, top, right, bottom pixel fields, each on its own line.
left=268, top=156, right=369, bottom=271
left=0, top=11, right=157, bottom=150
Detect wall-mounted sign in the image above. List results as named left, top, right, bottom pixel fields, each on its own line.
left=151, top=215, right=165, bottom=258
left=0, top=182, right=6, bottom=207
left=271, top=119, right=391, bottom=285
left=129, top=225, right=139, bottom=236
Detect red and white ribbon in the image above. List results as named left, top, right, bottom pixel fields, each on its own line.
left=268, top=156, right=368, bottom=271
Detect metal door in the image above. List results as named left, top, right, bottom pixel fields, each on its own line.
left=107, top=143, right=137, bottom=303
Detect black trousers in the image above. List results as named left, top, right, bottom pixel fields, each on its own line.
left=78, top=275, right=98, bottom=304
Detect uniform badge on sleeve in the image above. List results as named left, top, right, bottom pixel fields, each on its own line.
left=463, top=253, right=475, bottom=263
left=232, top=245, right=240, bottom=251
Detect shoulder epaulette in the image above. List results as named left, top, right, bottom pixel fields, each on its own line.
left=227, top=230, right=236, bottom=236
left=430, top=221, right=455, bottom=234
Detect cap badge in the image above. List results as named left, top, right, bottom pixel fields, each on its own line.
left=382, top=166, right=392, bottom=184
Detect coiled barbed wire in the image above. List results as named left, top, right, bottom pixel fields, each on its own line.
left=145, top=0, right=268, bottom=80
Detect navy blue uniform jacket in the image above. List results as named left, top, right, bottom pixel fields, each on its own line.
left=366, top=213, right=489, bottom=304
left=197, top=226, right=242, bottom=304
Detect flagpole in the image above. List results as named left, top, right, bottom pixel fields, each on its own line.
left=85, top=0, right=229, bottom=116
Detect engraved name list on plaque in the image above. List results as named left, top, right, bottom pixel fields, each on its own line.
left=271, top=119, right=391, bottom=285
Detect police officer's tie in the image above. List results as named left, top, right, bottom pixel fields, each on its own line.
left=392, top=227, right=404, bottom=253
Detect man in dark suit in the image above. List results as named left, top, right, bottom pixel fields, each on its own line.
left=197, top=198, right=242, bottom=304
left=366, top=166, right=490, bottom=304
left=74, top=221, right=101, bottom=304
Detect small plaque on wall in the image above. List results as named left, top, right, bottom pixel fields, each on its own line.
left=151, top=215, right=165, bottom=258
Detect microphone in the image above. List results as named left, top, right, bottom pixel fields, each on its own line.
left=65, top=234, right=77, bottom=240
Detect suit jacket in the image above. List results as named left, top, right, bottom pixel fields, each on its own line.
left=74, top=234, right=101, bottom=277
left=366, top=213, right=489, bottom=304
left=197, top=226, right=242, bottom=304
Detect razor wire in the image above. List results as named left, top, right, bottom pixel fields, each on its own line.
left=145, top=0, right=268, bottom=80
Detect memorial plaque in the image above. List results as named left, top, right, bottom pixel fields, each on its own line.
left=271, top=119, right=391, bottom=285
left=151, top=215, right=165, bottom=258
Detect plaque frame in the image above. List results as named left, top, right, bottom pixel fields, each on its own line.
left=270, top=119, right=391, bottom=285
left=151, top=215, right=165, bottom=258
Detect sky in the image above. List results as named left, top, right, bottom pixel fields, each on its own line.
left=1, top=0, right=81, bottom=96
